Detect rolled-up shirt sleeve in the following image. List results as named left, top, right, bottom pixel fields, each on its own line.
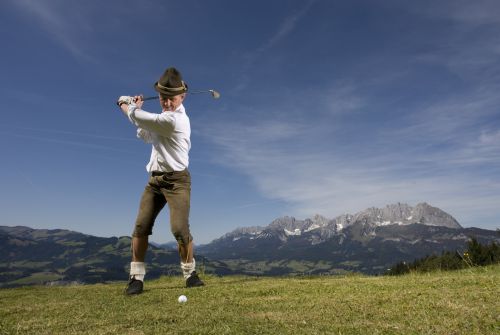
left=127, top=104, right=175, bottom=136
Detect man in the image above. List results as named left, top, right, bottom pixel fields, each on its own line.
left=117, top=67, right=204, bottom=295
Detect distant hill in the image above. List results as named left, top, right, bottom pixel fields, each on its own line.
left=198, top=203, right=499, bottom=275
left=2, top=202, right=498, bottom=287
left=0, top=226, right=232, bottom=288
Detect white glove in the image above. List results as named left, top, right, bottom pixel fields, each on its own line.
left=117, top=96, right=134, bottom=106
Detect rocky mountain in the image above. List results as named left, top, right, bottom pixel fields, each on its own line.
left=198, top=203, right=498, bottom=275
left=203, top=203, right=461, bottom=247
left=0, top=226, right=232, bottom=288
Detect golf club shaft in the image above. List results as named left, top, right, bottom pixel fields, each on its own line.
left=141, top=96, right=159, bottom=101
left=141, top=89, right=220, bottom=101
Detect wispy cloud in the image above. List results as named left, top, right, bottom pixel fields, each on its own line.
left=427, top=0, right=500, bottom=26
left=410, top=0, right=500, bottom=84
left=245, top=0, right=316, bottom=64
left=10, top=0, right=96, bottom=62
left=0, top=130, right=136, bottom=154
left=2, top=126, right=136, bottom=142
left=200, top=62, right=500, bottom=228
left=234, top=0, right=316, bottom=91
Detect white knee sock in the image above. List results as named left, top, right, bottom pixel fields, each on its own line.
left=180, top=258, right=196, bottom=279
left=130, top=262, right=146, bottom=282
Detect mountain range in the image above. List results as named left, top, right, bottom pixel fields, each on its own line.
left=198, top=203, right=499, bottom=275
left=1, top=202, right=498, bottom=287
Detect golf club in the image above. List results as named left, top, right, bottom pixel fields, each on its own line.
left=142, top=89, right=221, bottom=101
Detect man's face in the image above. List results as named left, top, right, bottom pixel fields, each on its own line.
left=159, top=93, right=185, bottom=112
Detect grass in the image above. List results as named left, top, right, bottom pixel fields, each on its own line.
left=0, top=265, right=499, bottom=334
left=7, top=272, right=63, bottom=286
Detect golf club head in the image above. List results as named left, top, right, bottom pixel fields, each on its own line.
left=209, top=90, right=221, bottom=99
left=190, top=89, right=221, bottom=99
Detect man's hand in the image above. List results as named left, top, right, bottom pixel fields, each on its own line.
left=133, top=95, right=144, bottom=109
left=117, top=96, right=134, bottom=106
left=117, top=95, right=144, bottom=115
left=117, top=95, right=144, bottom=107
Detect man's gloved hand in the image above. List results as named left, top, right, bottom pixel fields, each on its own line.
left=117, top=96, right=134, bottom=106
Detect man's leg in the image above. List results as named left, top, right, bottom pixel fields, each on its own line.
left=127, top=236, right=148, bottom=295
left=163, top=170, right=204, bottom=287
left=178, top=241, right=203, bottom=287
left=132, top=236, right=149, bottom=262
left=126, top=183, right=165, bottom=295
left=178, top=240, right=193, bottom=263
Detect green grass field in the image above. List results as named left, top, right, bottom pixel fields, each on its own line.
left=1, top=265, right=499, bottom=334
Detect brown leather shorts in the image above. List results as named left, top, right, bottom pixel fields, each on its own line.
left=132, top=169, right=192, bottom=245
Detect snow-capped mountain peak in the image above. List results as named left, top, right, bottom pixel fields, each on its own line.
left=211, top=202, right=461, bottom=246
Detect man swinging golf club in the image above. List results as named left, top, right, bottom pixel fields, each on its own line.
left=117, top=67, right=204, bottom=295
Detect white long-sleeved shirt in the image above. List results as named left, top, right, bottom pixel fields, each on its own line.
left=127, top=103, right=191, bottom=172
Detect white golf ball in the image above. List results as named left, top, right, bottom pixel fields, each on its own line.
left=178, top=295, right=187, bottom=303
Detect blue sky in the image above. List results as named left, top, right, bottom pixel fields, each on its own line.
left=1, top=0, right=499, bottom=244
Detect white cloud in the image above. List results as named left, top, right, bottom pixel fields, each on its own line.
left=10, top=0, right=96, bottom=62
left=435, top=0, right=500, bottom=26
left=199, top=68, right=500, bottom=229
left=479, top=130, right=500, bottom=146
left=410, top=0, right=500, bottom=83
left=235, top=0, right=316, bottom=91
left=250, top=0, right=316, bottom=60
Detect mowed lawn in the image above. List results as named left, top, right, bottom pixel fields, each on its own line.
left=1, top=265, right=499, bottom=334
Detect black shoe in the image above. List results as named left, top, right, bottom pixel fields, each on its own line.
left=125, top=277, right=144, bottom=295
left=186, top=271, right=205, bottom=288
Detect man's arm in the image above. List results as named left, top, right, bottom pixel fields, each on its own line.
left=117, top=95, right=175, bottom=136
left=117, top=96, right=153, bottom=142
left=128, top=107, right=176, bottom=136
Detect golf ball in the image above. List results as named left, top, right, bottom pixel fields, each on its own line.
left=178, top=295, right=187, bottom=303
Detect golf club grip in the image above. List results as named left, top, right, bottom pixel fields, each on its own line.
left=142, top=96, right=159, bottom=101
